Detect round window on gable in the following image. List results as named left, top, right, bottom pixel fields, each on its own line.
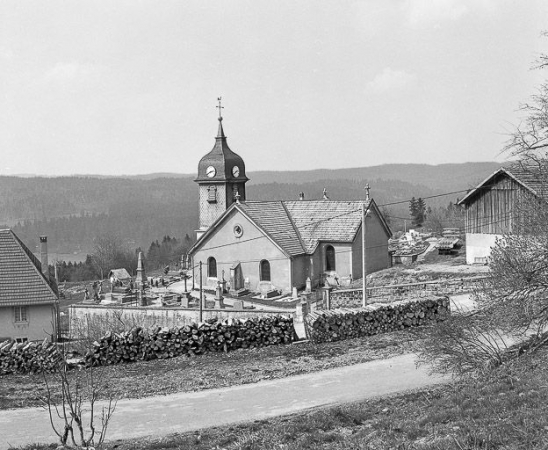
left=233, top=224, right=244, bottom=238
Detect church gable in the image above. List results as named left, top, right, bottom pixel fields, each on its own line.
left=190, top=206, right=291, bottom=260
left=190, top=206, right=292, bottom=292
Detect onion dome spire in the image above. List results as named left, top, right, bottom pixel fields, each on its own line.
left=195, top=97, right=248, bottom=183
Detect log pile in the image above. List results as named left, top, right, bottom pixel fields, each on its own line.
left=305, top=297, right=450, bottom=343
left=86, top=315, right=295, bottom=366
left=0, top=339, right=62, bottom=375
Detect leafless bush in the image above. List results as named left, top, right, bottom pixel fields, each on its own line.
left=69, top=309, right=142, bottom=355
left=40, top=316, right=118, bottom=447
left=416, top=205, right=548, bottom=376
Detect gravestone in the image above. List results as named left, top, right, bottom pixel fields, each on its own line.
left=305, top=277, right=312, bottom=293
left=232, top=299, right=244, bottom=309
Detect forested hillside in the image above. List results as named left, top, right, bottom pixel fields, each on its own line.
left=0, top=162, right=501, bottom=257
left=248, top=162, right=502, bottom=192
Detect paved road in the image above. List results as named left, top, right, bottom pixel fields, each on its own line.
left=0, top=353, right=448, bottom=449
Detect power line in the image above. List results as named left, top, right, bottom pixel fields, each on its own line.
left=378, top=189, right=468, bottom=207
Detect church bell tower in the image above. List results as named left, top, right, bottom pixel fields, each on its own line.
left=195, top=98, right=248, bottom=240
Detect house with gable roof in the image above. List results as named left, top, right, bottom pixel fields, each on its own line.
left=0, top=229, right=59, bottom=342
left=188, top=108, right=392, bottom=294
left=457, top=164, right=547, bottom=264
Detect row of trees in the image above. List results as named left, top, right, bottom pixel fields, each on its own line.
left=409, top=197, right=427, bottom=228
left=406, top=197, right=464, bottom=232
left=52, top=234, right=194, bottom=282
left=145, top=234, right=193, bottom=270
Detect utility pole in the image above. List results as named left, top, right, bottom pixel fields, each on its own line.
left=361, top=202, right=368, bottom=307
left=362, top=184, right=371, bottom=307
left=199, top=261, right=203, bottom=322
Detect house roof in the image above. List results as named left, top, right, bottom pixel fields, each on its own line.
left=0, top=229, right=58, bottom=307
left=108, top=268, right=132, bottom=281
left=458, top=164, right=548, bottom=206
left=191, top=198, right=391, bottom=257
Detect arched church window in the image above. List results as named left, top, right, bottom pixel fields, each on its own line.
left=208, top=257, right=217, bottom=278
left=260, top=260, right=271, bottom=282
left=207, top=186, right=217, bottom=203
left=325, top=245, right=336, bottom=272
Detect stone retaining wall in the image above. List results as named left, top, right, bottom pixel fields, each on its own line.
left=331, top=277, right=484, bottom=308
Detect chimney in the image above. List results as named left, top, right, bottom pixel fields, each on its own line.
left=299, top=192, right=305, bottom=201
left=40, top=236, right=49, bottom=281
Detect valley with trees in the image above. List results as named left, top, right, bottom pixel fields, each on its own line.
left=3, top=3, right=548, bottom=449
left=0, top=162, right=496, bottom=274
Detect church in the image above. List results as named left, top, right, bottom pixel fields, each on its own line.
left=189, top=107, right=392, bottom=295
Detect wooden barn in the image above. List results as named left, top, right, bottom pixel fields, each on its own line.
left=457, top=166, right=545, bottom=264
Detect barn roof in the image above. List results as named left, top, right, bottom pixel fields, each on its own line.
left=0, top=229, right=58, bottom=307
left=458, top=164, right=548, bottom=206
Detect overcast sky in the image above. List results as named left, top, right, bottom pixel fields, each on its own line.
left=1, top=1, right=547, bottom=176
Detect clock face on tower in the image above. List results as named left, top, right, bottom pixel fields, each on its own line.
left=206, top=166, right=216, bottom=178
left=232, top=165, right=240, bottom=177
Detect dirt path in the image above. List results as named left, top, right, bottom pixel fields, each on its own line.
left=0, top=353, right=448, bottom=449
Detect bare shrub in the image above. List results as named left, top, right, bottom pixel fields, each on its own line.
left=40, top=315, right=118, bottom=447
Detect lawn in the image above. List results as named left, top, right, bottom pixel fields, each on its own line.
left=11, top=344, right=548, bottom=450
left=0, top=330, right=417, bottom=410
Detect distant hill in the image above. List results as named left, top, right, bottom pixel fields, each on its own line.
left=16, top=162, right=501, bottom=188
left=248, top=162, right=502, bottom=193
left=0, top=162, right=502, bottom=256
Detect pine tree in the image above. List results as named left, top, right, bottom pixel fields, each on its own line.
left=409, top=197, right=426, bottom=228
left=409, top=197, right=418, bottom=227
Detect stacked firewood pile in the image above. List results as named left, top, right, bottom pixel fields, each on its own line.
left=0, top=339, right=62, bottom=375
left=86, top=315, right=295, bottom=366
left=305, top=297, right=450, bottom=343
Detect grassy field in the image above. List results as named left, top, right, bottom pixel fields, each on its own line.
left=10, top=345, right=548, bottom=450
left=0, top=330, right=417, bottom=410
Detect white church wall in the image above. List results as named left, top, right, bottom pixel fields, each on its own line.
left=192, top=208, right=291, bottom=293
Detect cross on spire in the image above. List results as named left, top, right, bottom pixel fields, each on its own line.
left=365, top=183, right=370, bottom=201
left=216, top=97, right=224, bottom=120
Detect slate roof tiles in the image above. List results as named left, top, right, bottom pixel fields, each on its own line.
left=239, top=200, right=369, bottom=255
left=284, top=200, right=367, bottom=253
left=0, top=229, right=58, bottom=307
left=238, top=201, right=306, bottom=257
